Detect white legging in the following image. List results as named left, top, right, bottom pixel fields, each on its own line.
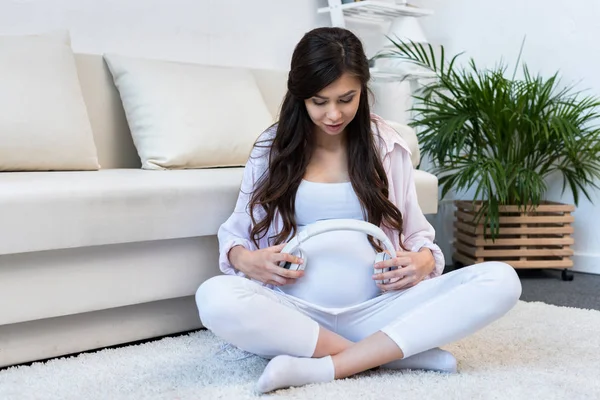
left=195, top=262, right=521, bottom=360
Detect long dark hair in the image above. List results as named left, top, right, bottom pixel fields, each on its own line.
left=248, top=27, right=407, bottom=252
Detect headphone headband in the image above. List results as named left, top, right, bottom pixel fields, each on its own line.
left=281, top=219, right=395, bottom=255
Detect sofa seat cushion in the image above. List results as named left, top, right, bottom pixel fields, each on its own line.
left=0, top=167, right=438, bottom=256
left=0, top=168, right=244, bottom=255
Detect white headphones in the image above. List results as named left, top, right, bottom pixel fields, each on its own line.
left=278, top=219, right=397, bottom=285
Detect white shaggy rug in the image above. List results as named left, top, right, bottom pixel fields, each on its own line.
left=1, top=301, right=599, bottom=400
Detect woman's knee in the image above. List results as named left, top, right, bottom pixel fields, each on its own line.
left=480, top=261, right=522, bottom=306
left=195, top=275, right=245, bottom=329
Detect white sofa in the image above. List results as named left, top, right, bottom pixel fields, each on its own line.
left=0, top=52, right=439, bottom=368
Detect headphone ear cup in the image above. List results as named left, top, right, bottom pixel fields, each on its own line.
left=374, top=252, right=392, bottom=285
left=280, top=249, right=306, bottom=271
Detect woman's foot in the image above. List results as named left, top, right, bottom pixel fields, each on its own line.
left=255, top=348, right=456, bottom=393
left=256, top=355, right=335, bottom=393
left=380, top=347, right=457, bottom=373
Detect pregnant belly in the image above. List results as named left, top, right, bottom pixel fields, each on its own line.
left=279, top=230, right=381, bottom=308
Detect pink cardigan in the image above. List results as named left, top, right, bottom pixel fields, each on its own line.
left=217, top=114, right=445, bottom=283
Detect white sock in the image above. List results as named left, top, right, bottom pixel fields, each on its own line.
left=256, top=355, right=335, bottom=393
left=381, top=347, right=457, bottom=373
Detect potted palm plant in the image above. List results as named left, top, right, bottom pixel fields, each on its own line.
left=374, top=39, right=600, bottom=280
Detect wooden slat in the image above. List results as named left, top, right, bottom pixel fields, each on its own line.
left=455, top=210, right=574, bottom=225
left=519, top=220, right=527, bottom=262
left=454, top=221, right=574, bottom=235
left=455, top=200, right=576, bottom=213
left=454, top=241, right=477, bottom=257
left=453, top=252, right=573, bottom=269
left=475, top=248, right=573, bottom=257
left=453, top=241, right=573, bottom=258
left=453, top=252, right=475, bottom=266
left=455, top=232, right=574, bottom=247
left=511, top=259, right=573, bottom=268
left=453, top=200, right=574, bottom=270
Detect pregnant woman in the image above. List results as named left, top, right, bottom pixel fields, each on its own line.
left=195, top=27, right=522, bottom=394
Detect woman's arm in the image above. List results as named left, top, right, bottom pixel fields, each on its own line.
left=217, top=128, right=273, bottom=276
left=217, top=160, right=259, bottom=276
left=391, top=144, right=445, bottom=279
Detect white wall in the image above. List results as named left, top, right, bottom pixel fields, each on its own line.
left=0, top=0, right=414, bottom=140
left=412, top=0, right=600, bottom=275
left=0, top=0, right=329, bottom=69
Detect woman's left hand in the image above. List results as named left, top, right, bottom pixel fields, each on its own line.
left=372, top=248, right=435, bottom=291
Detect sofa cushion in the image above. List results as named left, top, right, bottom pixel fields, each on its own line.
left=103, top=53, right=274, bottom=170
left=0, top=31, right=100, bottom=172
left=413, top=169, right=438, bottom=214
left=0, top=168, right=244, bottom=255
left=0, top=167, right=437, bottom=256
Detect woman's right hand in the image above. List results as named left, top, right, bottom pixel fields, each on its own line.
left=228, top=243, right=305, bottom=286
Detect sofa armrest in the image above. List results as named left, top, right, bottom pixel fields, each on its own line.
left=384, top=120, right=438, bottom=214
left=384, top=120, right=420, bottom=168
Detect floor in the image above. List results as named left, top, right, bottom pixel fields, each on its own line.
left=517, top=269, right=600, bottom=311
left=447, top=265, right=600, bottom=311
left=3, top=267, right=598, bottom=372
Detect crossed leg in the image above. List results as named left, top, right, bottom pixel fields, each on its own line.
left=253, top=262, right=521, bottom=392
left=196, top=261, right=521, bottom=393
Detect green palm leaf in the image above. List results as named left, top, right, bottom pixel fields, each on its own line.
left=376, top=39, right=600, bottom=239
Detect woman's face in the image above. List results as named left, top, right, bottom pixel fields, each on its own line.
left=304, top=72, right=362, bottom=138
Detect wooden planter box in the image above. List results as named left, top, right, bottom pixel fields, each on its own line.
left=453, top=200, right=575, bottom=271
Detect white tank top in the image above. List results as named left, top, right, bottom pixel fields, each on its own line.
left=278, top=179, right=381, bottom=308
